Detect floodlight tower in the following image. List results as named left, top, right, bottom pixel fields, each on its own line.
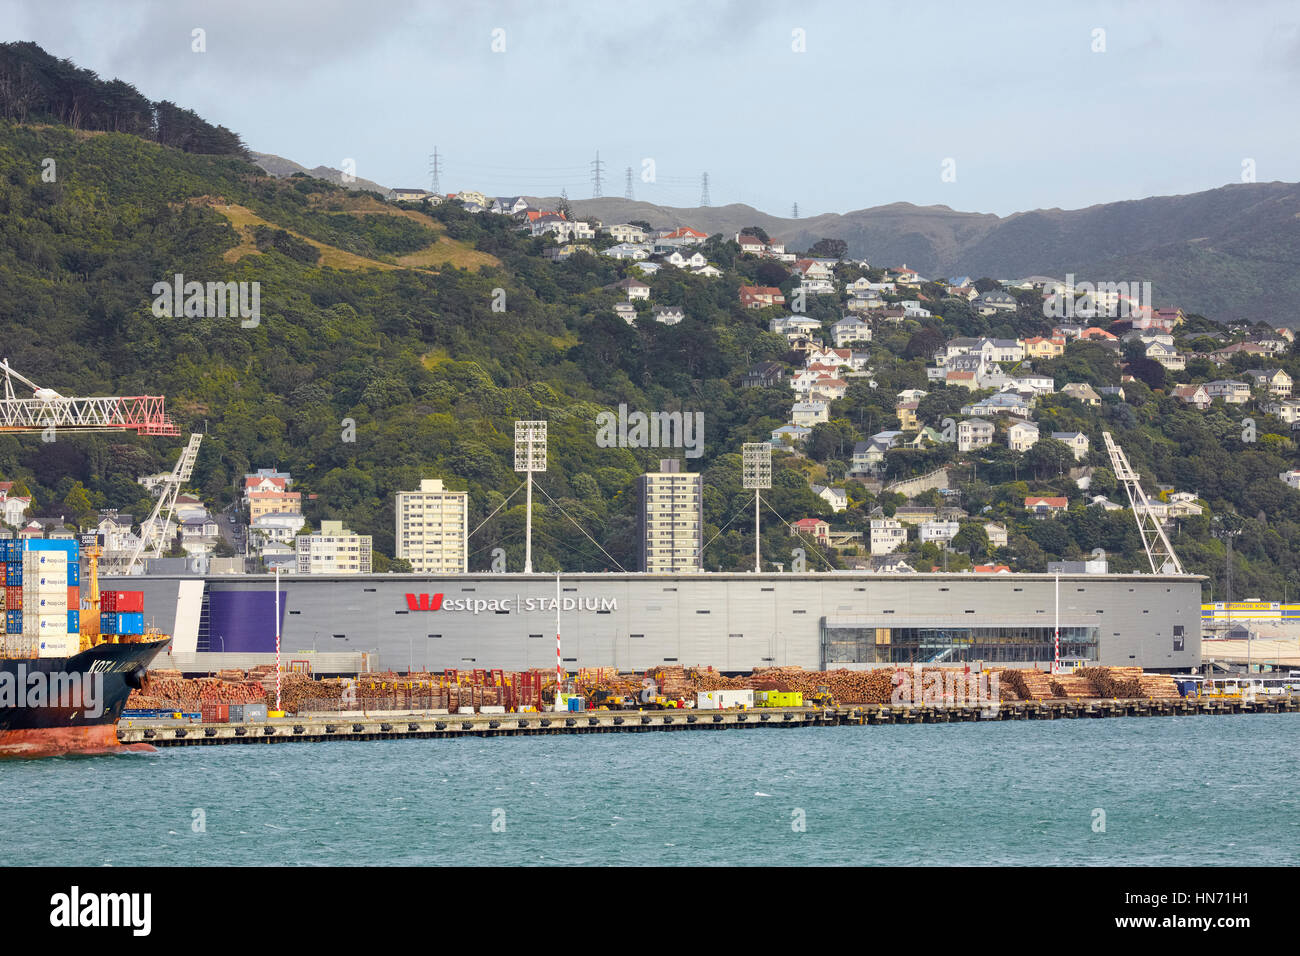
left=514, top=420, right=548, bottom=573
left=742, top=442, right=772, bottom=573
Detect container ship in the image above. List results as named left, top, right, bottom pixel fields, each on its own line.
left=0, top=538, right=169, bottom=757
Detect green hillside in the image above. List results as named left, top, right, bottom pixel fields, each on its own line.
left=1, top=108, right=1300, bottom=595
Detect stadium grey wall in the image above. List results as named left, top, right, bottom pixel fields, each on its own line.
left=106, top=573, right=1204, bottom=672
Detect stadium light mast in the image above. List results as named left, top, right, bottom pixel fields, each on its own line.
left=742, top=442, right=772, bottom=573
left=514, top=420, right=547, bottom=573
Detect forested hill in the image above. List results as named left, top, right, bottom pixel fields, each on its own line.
left=1, top=106, right=1299, bottom=597
left=0, top=42, right=247, bottom=156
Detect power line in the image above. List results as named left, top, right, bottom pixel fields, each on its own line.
left=590, top=150, right=605, bottom=198
left=533, top=481, right=627, bottom=572
left=428, top=147, right=441, bottom=195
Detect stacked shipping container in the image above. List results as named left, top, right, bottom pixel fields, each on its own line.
left=0, top=538, right=82, bottom=657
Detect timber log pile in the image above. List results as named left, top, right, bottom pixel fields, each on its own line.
left=1138, top=673, right=1181, bottom=700
left=1081, top=666, right=1144, bottom=698
left=1000, top=669, right=1056, bottom=701
left=1050, top=674, right=1096, bottom=699
left=127, top=671, right=268, bottom=711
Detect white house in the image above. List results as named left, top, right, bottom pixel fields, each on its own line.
left=811, top=484, right=848, bottom=513
left=1007, top=420, right=1040, bottom=452
left=1051, top=431, right=1090, bottom=461
left=831, top=317, right=872, bottom=348
left=791, top=401, right=829, bottom=427
left=919, top=520, right=961, bottom=545
left=957, top=418, right=995, bottom=452
left=870, top=518, right=906, bottom=555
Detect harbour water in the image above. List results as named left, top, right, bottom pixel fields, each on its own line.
left=3, top=715, right=1297, bottom=866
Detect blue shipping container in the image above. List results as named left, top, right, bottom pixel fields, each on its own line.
left=67, top=610, right=79, bottom=632
left=68, top=562, right=80, bottom=586
left=100, top=612, right=143, bottom=635
left=25, top=539, right=79, bottom=560
left=4, top=566, right=19, bottom=586
left=5, top=610, right=21, bottom=634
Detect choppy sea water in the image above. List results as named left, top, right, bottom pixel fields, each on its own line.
left=3, top=715, right=1297, bottom=866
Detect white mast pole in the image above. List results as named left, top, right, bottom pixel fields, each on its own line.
left=275, top=565, right=282, bottom=712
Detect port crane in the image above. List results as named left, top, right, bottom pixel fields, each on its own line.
left=1103, top=431, right=1185, bottom=575
left=0, top=358, right=194, bottom=574
left=0, top=358, right=179, bottom=435
left=118, top=432, right=203, bottom=574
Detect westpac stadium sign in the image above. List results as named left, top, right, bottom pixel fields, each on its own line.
left=405, top=593, right=617, bottom=613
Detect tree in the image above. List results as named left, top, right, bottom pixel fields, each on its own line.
left=808, top=238, right=847, bottom=259
left=389, top=558, right=413, bottom=573
left=62, top=481, right=95, bottom=526
left=1024, top=438, right=1074, bottom=480
left=951, top=522, right=989, bottom=559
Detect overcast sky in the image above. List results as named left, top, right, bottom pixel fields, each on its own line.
left=5, top=0, right=1298, bottom=217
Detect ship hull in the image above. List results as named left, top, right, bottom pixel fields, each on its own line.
left=0, top=639, right=169, bottom=758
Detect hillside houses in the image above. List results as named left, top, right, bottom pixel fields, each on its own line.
left=831, top=316, right=872, bottom=348
left=740, top=285, right=785, bottom=309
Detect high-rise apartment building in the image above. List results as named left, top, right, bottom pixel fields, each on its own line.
left=395, top=479, right=468, bottom=573
left=637, top=459, right=703, bottom=572
left=295, top=520, right=372, bottom=574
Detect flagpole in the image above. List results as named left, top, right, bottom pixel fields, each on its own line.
left=275, top=565, right=282, bottom=712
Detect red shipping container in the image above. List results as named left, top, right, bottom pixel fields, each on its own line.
left=200, top=703, right=228, bottom=723
left=104, top=590, right=143, bottom=613
left=5, top=586, right=20, bottom=609
left=68, top=586, right=80, bottom=609
left=115, top=591, right=144, bottom=613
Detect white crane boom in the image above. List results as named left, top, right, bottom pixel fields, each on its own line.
left=1103, top=431, right=1185, bottom=575
left=123, top=433, right=203, bottom=575
left=0, top=358, right=178, bottom=435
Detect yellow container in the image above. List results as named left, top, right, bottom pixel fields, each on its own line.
left=267, top=710, right=286, bottom=718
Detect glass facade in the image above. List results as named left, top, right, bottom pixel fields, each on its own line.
left=822, top=624, right=1100, bottom=665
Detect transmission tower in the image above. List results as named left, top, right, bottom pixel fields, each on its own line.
left=624, top=166, right=634, bottom=201
left=428, top=147, right=441, bottom=195
left=590, top=150, right=605, bottom=198
left=791, top=201, right=799, bottom=218
left=700, top=172, right=710, bottom=207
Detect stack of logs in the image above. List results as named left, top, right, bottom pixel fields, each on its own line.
left=1049, top=674, right=1096, bottom=699
left=126, top=669, right=268, bottom=711
left=1137, top=673, right=1181, bottom=699
left=1080, top=666, right=1144, bottom=698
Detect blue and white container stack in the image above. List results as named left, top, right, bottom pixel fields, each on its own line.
left=21, top=542, right=78, bottom=658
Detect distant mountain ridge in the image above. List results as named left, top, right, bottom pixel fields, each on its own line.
left=533, top=185, right=1300, bottom=322
left=251, top=151, right=390, bottom=196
